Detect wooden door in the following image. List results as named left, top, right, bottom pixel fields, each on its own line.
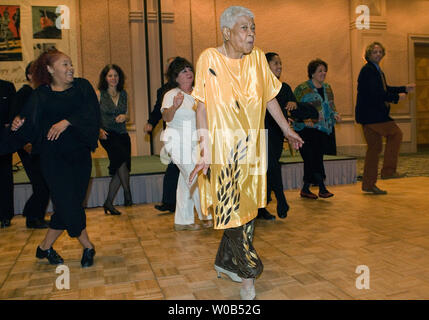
left=415, top=43, right=429, bottom=147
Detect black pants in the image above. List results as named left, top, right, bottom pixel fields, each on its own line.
left=18, top=149, right=50, bottom=221
left=266, top=134, right=286, bottom=205
left=0, top=153, right=14, bottom=220
left=41, top=148, right=92, bottom=238
left=298, top=128, right=327, bottom=185
left=161, top=162, right=179, bottom=206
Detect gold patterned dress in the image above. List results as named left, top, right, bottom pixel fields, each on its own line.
left=193, top=47, right=281, bottom=230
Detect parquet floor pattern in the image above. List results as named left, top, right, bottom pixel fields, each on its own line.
left=1, top=177, right=429, bottom=300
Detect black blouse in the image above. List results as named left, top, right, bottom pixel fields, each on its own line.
left=9, top=84, right=33, bottom=121
left=265, top=82, right=297, bottom=139
left=0, top=78, right=100, bottom=155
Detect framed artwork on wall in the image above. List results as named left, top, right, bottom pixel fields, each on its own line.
left=33, top=43, right=56, bottom=59
left=32, top=6, right=62, bottom=39
left=0, top=5, right=22, bottom=61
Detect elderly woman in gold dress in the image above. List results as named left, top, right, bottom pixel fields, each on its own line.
left=190, top=6, right=303, bottom=300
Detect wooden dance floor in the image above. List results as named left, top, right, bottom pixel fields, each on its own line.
left=1, top=176, right=429, bottom=300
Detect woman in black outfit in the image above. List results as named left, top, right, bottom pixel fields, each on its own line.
left=0, top=78, right=15, bottom=228
left=257, top=52, right=300, bottom=220
left=97, top=64, right=132, bottom=215
left=258, top=52, right=320, bottom=220
left=4, top=49, right=100, bottom=267
left=9, top=62, right=50, bottom=229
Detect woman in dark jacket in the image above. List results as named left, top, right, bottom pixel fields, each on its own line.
left=258, top=52, right=298, bottom=220
left=2, top=49, right=100, bottom=268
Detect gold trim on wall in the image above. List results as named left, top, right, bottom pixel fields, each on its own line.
left=349, top=20, right=387, bottom=31
left=129, top=11, right=174, bottom=23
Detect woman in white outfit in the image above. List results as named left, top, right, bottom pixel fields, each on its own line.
left=161, top=57, right=212, bottom=231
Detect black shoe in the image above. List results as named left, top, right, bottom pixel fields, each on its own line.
left=26, top=219, right=49, bottom=229
left=103, top=201, right=122, bottom=215
left=81, top=247, right=96, bottom=268
left=362, top=185, right=387, bottom=195
left=277, top=201, right=289, bottom=219
left=124, top=193, right=133, bottom=207
left=36, top=246, right=64, bottom=265
left=0, top=219, right=11, bottom=228
left=154, top=203, right=175, bottom=212
left=257, top=208, right=276, bottom=220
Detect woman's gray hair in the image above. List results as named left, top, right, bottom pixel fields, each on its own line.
left=220, top=6, right=254, bottom=30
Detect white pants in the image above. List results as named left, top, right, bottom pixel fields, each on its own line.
left=162, top=128, right=212, bottom=225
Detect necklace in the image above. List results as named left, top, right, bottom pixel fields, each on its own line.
left=109, top=90, right=118, bottom=98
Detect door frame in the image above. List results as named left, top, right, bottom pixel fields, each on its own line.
left=408, top=34, right=429, bottom=152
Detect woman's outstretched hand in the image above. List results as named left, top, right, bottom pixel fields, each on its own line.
left=189, top=143, right=210, bottom=184
left=284, top=127, right=304, bottom=150
left=189, top=160, right=209, bottom=184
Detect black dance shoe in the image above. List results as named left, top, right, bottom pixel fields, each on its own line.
left=154, top=203, right=175, bottom=213
left=0, top=219, right=11, bottom=228
left=257, top=208, right=276, bottom=220
left=36, top=246, right=64, bottom=265
left=124, top=193, right=133, bottom=207
left=26, top=219, right=49, bottom=229
left=103, top=201, right=122, bottom=215
left=81, top=248, right=96, bottom=268
left=124, top=199, right=133, bottom=207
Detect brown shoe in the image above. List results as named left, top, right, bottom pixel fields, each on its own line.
left=300, top=190, right=318, bottom=199
left=174, top=223, right=201, bottom=231
left=362, top=185, right=387, bottom=195
left=319, top=191, right=334, bottom=198
left=381, top=172, right=407, bottom=180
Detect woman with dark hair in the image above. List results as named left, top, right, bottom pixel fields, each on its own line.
left=293, top=59, right=341, bottom=199
left=9, top=61, right=50, bottom=229
left=160, top=57, right=212, bottom=231
left=257, top=52, right=299, bottom=220
left=3, top=48, right=100, bottom=267
left=97, top=64, right=132, bottom=215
